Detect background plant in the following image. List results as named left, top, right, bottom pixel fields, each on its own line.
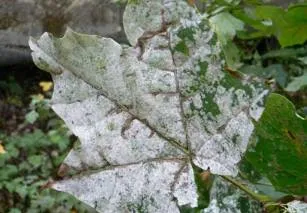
left=0, top=81, right=96, bottom=213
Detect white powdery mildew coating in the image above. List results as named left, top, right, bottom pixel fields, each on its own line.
left=29, top=34, right=65, bottom=75
left=167, top=6, right=267, bottom=175
left=29, top=9, right=199, bottom=208
left=249, top=89, right=269, bottom=121
left=173, top=163, right=198, bottom=207
left=51, top=71, right=100, bottom=104
left=123, top=0, right=164, bottom=46
left=124, top=53, right=186, bottom=144
left=93, top=113, right=184, bottom=165
left=123, top=0, right=200, bottom=47
left=163, top=0, right=201, bottom=28
left=214, top=87, right=249, bottom=118
left=33, top=27, right=187, bottom=145
left=142, top=35, right=175, bottom=70
left=53, top=160, right=188, bottom=213
left=51, top=72, right=184, bottom=170
left=286, top=201, right=307, bottom=213
left=193, top=112, right=254, bottom=175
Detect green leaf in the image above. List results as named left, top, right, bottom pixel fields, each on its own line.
left=209, top=12, right=244, bottom=45
left=234, top=4, right=307, bottom=46
left=15, top=185, right=29, bottom=199
left=0, top=165, right=18, bottom=181
left=25, top=110, right=39, bottom=124
left=233, top=8, right=272, bottom=40
left=221, top=40, right=243, bottom=70
left=8, top=208, right=22, bottom=213
left=28, top=155, right=44, bottom=167
left=276, top=5, right=307, bottom=47
left=285, top=72, right=307, bottom=92
left=298, top=56, right=307, bottom=65
left=245, top=93, right=307, bottom=195
left=254, top=5, right=307, bottom=47
left=31, top=196, right=56, bottom=210
left=5, top=145, right=19, bottom=158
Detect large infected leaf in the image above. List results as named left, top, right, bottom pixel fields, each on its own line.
left=245, top=93, right=307, bottom=195
left=29, top=0, right=267, bottom=212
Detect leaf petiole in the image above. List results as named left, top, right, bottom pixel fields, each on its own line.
left=221, top=175, right=273, bottom=204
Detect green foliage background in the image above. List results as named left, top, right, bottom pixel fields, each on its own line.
left=0, top=82, right=96, bottom=213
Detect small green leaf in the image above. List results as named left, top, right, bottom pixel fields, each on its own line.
left=298, top=56, right=307, bottom=65
left=222, top=41, right=242, bottom=70
left=285, top=72, right=307, bottom=92
left=8, top=208, right=22, bottom=213
left=276, top=5, right=307, bottom=47
left=25, top=110, right=39, bottom=124
left=28, top=155, right=44, bottom=167
left=5, top=145, right=19, bottom=158
left=209, top=12, right=244, bottom=45
left=245, top=93, right=307, bottom=195
left=234, top=5, right=307, bottom=47
left=254, top=5, right=307, bottom=47
left=31, top=196, right=56, bottom=210
left=0, top=165, right=18, bottom=181
left=16, top=185, right=29, bottom=198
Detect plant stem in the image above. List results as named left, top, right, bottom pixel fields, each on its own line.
left=221, top=175, right=273, bottom=204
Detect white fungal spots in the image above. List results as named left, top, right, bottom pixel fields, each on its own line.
left=53, top=160, right=191, bottom=213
